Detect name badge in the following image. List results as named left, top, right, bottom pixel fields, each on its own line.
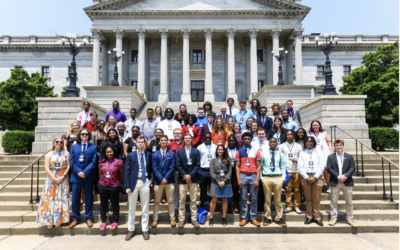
left=148, top=127, right=152, bottom=132
left=181, top=120, right=185, bottom=126
left=277, top=138, right=280, bottom=143
left=231, top=161, right=235, bottom=167
left=132, top=146, right=137, bottom=152
left=309, top=161, right=314, bottom=170
left=55, top=163, right=60, bottom=170
left=218, top=140, right=222, bottom=145
left=259, top=148, right=262, bottom=152
left=200, top=123, right=203, bottom=128
left=79, top=154, right=84, bottom=162
left=208, top=154, right=212, bottom=160
left=288, top=153, right=293, bottom=160
left=289, top=117, right=292, bottom=121
left=168, top=125, right=172, bottom=130
left=105, top=171, right=111, bottom=179
left=152, top=146, right=157, bottom=152
left=270, top=162, right=275, bottom=169
left=317, top=139, right=320, bottom=145
left=74, top=141, right=77, bottom=145
left=187, top=158, right=192, bottom=166
left=240, top=118, right=243, bottom=123
left=245, top=159, right=250, bottom=167
left=220, top=169, right=225, bottom=177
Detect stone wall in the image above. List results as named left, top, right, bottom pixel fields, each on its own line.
left=32, top=97, right=107, bottom=154
left=0, top=131, right=5, bottom=154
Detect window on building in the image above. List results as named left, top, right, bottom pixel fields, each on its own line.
left=131, top=81, right=138, bottom=89
left=258, top=80, right=264, bottom=91
left=192, top=50, right=202, bottom=62
left=14, top=66, right=23, bottom=69
left=41, top=67, right=50, bottom=78
left=99, top=66, right=102, bottom=78
left=343, top=66, right=351, bottom=76
left=257, top=50, right=263, bottom=62
left=293, top=65, right=296, bottom=76
left=131, top=50, right=138, bottom=63
left=317, top=66, right=325, bottom=76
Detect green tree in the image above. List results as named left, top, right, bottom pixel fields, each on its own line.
left=0, top=68, right=57, bottom=131
left=340, top=42, right=399, bottom=128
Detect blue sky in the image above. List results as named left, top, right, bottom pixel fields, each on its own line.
left=0, top=0, right=398, bottom=36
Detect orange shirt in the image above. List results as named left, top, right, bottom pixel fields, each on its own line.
left=211, top=130, right=230, bottom=146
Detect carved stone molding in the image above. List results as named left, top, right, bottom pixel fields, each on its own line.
left=204, top=29, right=213, bottom=37
left=159, top=29, right=169, bottom=37
left=100, top=39, right=109, bottom=46
left=292, top=28, right=305, bottom=37
left=91, top=29, right=102, bottom=38
left=181, top=29, right=191, bottom=37
left=136, top=29, right=146, bottom=37
left=113, top=29, right=124, bottom=38
left=270, top=28, right=282, bottom=38
left=248, top=28, right=259, bottom=38
left=226, top=29, right=236, bottom=37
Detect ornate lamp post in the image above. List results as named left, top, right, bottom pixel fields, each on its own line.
left=272, top=48, right=288, bottom=85
left=61, top=34, right=87, bottom=97
left=108, top=48, right=124, bottom=86
left=315, top=32, right=339, bottom=95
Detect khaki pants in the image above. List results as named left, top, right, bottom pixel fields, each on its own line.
left=153, top=184, right=175, bottom=221
left=262, top=176, right=284, bottom=221
left=179, top=183, right=199, bottom=222
left=300, top=176, right=323, bottom=220
left=330, top=182, right=354, bottom=222
left=286, top=172, right=301, bottom=209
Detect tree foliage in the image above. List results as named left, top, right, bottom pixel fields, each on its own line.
left=339, top=42, right=399, bottom=128
left=0, top=68, right=57, bottom=131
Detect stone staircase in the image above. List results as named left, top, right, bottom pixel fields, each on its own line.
left=0, top=153, right=398, bottom=235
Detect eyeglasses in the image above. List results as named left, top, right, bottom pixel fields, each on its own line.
left=81, top=133, right=89, bottom=136
left=55, top=141, right=63, bottom=144
left=174, top=133, right=182, bottom=135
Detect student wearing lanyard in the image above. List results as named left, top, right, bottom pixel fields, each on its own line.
left=260, top=138, right=287, bottom=227
left=286, top=100, right=302, bottom=128
left=200, top=113, right=215, bottom=144
left=157, top=108, right=182, bottom=141
left=146, top=128, right=163, bottom=154
left=250, top=99, right=261, bottom=119
left=174, top=104, right=190, bottom=126
left=227, top=117, right=235, bottom=134
left=233, top=123, right=244, bottom=149
left=151, top=135, right=177, bottom=228
left=140, top=108, right=159, bottom=142
left=154, top=106, right=165, bottom=122
left=124, top=108, right=142, bottom=137
left=194, top=107, right=208, bottom=130
left=295, top=128, right=307, bottom=151
left=267, top=117, right=286, bottom=150
left=280, top=130, right=303, bottom=215
left=182, top=114, right=201, bottom=147
left=123, top=126, right=140, bottom=158
left=227, top=97, right=239, bottom=116
left=97, top=144, right=124, bottom=231
left=257, top=106, right=273, bottom=136
left=297, top=136, right=324, bottom=226
left=176, top=133, right=201, bottom=228
left=235, top=132, right=261, bottom=227
left=233, top=99, right=254, bottom=130
left=327, top=139, right=357, bottom=228
left=269, top=103, right=282, bottom=120
left=167, top=128, right=184, bottom=214
left=82, top=111, right=98, bottom=132
left=227, top=135, right=240, bottom=214
left=281, top=110, right=299, bottom=132
left=77, top=102, right=91, bottom=127
left=197, top=132, right=217, bottom=210
left=211, top=117, right=230, bottom=147
left=125, top=136, right=153, bottom=241
left=241, top=117, right=255, bottom=134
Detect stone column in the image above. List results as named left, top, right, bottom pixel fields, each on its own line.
left=293, top=28, right=304, bottom=85
left=137, top=29, right=146, bottom=98
left=265, top=38, right=273, bottom=86
left=226, top=29, right=238, bottom=100
left=181, top=29, right=191, bottom=102
left=204, top=29, right=215, bottom=102
left=91, top=29, right=102, bottom=86
left=114, top=29, right=124, bottom=86
left=158, top=29, right=169, bottom=102
left=145, top=38, right=150, bottom=99
left=286, top=39, right=294, bottom=85
left=249, top=28, right=259, bottom=98
left=271, top=28, right=281, bottom=85
left=244, top=38, right=250, bottom=99
left=100, top=39, right=109, bottom=86
left=123, top=38, right=129, bottom=86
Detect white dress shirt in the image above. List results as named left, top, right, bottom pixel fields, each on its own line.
left=227, top=106, right=239, bottom=116
left=197, top=143, right=217, bottom=169
left=156, top=119, right=182, bottom=140
left=251, top=139, right=270, bottom=153
left=297, top=148, right=324, bottom=179
left=336, top=151, right=345, bottom=176
left=279, top=141, right=303, bottom=173
left=125, top=118, right=142, bottom=137
left=137, top=151, right=147, bottom=178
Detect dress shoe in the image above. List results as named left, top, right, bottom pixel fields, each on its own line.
left=328, top=220, right=337, bottom=226
left=239, top=219, right=248, bottom=227
left=178, top=221, right=185, bottom=228
left=294, top=207, right=302, bottom=214
left=151, top=220, right=158, bottom=228
left=170, top=220, right=177, bottom=227
left=347, top=220, right=358, bottom=228
left=143, top=231, right=150, bottom=240
left=192, top=220, right=200, bottom=228
left=262, top=219, right=272, bottom=226
left=86, top=220, right=93, bottom=227
left=283, top=207, right=293, bottom=213
left=275, top=219, right=287, bottom=227
left=125, top=231, right=135, bottom=241
left=222, top=218, right=227, bottom=227
left=315, top=220, right=324, bottom=226
left=69, top=220, right=79, bottom=228
left=304, top=218, right=314, bottom=224
left=250, top=220, right=261, bottom=227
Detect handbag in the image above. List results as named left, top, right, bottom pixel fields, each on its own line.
left=189, top=206, right=208, bottom=225
left=216, top=184, right=232, bottom=198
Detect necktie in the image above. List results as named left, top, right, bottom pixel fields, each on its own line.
left=140, top=153, right=146, bottom=181
left=229, top=108, right=232, bottom=115
left=162, top=151, right=165, bottom=163
left=271, top=151, right=275, bottom=172
left=223, top=115, right=226, bottom=121
left=262, top=117, right=265, bottom=127
left=83, top=144, right=87, bottom=152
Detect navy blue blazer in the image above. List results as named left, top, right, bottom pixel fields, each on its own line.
left=152, top=149, right=176, bottom=185
left=125, top=150, right=153, bottom=191
left=257, top=116, right=273, bottom=136
left=70, top=142, right=97, bottom=183
left=216, top=114, right=233, bottom=123
left=176, top=147, right=201, bottom=184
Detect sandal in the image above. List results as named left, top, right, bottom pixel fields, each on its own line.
left=55, top=224, right=61, bottom=228
left=100, top=223, right=106, bottom=231
left=110, top=223, right=118, bottom=230
left=47, top=225, right=53, bottom=229
left=233, top=209, right=239, bottom=214
left=161, top=199, right=167, bottom=204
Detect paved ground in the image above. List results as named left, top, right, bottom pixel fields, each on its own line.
left=0, top=233, right=398, bottom=250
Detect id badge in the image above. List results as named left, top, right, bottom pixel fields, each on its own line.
left=270, top=162, right=275, bottom=169
left=187, top=158, right=192, bottom=166
left=168, top=125, right=172, bottom=130
left=132, top=146, right=137, bottom=152
left=231, top=161, right=235, bottom=167
left=55, top=163, right=60, bottom=170
left=74, top=141, right=77, bottom=145
left=309, top=161, right=314, bottom=170
left=289, top=117, right=293, bottom=121
left=277, top=138, right=280, bottom=144
left=259, top=148, right=262, bottom=152
left=220, top=170, right=225, bottom=177
left=181, top=120, right=185, bottom=126
left=240, top=118, right=243, bottom=123
left=79, top=154, right=84, bottom=162
left=200, top=123, right=203, bottom=128
left=148, top=127, right=152, bottom=132
left=105, top=171, right=111, bottom=179
left=288, top=153, right=293, bottom=160
left=245, top=159, right=250, bottom=167
left=317, top=139, right=320, bottom=145
left=218, top=140, right=222, bottom=145
left=152, top=146, right=157, bottom=152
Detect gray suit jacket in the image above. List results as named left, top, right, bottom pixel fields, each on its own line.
left=288, top=108, right=302, bottom=128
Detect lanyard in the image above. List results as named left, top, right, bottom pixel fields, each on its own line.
left=105, top=158, right=115, bottom=174
left=307, top=149, right=314, bottom=162
left=259, top=140, right=265, bottom=150
left=285, top=142, right=295, bottom=154
left=83, top=111, right=90, bottom=121
left=81, top=143, right=87, bottom=153
left=137, top=151, right=146, bottom=168
left=229, top=149, right=236, bottom=159
left=186, top=147, right=191, bottom=158
left=241, top=111, right=247, bottom=119
left=206, top=144, right=213, bottom=156
left=52, top=151, right=63, bottom=163
left=337, top=154, right=344, bottom=165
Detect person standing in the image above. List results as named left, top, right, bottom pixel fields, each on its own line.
left=327, top=140, right=357, bottom=228
left=286, top=100, right=302, bottom=128
left=82, top=111, right=98, bottom=132
left=295, top=128, right=307, bottom=150
left=269, top=103, right=282, bottom=120
left=125, top=108, right=142, bottom=137
left=280, top=130, right=303, bottom=214
left=97, top=144, right=124, bottom=231
left=227, top=135, right=240, bottom=214
left=266, top=117, right=287, bottom=150
left=203, top=101, right=216, bottom=118
left=233, top=99, right=254, bottom=130
left=194, top=107, right=208, bottom=130
left=105, top=115, right=117, bottom=132
left=250, top=99, right=261, bottom=119
left=227, top=118, right=235, bottom=134
left=151, top=135, right=177, bottom=228
left=233, top=123, right=244, bottom=149
left=147, top=128, right=163, bottom=154
left=209, top=145, right=232, bottom=227
left=200, top=113, right=215, bottom=144
left=226, top=97, right=239, bottom=116
left=69, top=128, right=97, bottom=228
left=140, top=108, right=159, bottom=142
left=260, top=138, right=287, bottom=227
left=174, top=104, right=190, bottom=126
left=157, top=108, right=182, bottom=141
left=37, top=137, right=70, bottom=229
left=197, top=132, right=217, bottom=210
left=63, top=121, right=80, bottom=152
left=281, top=110, right=299, bottom=132
left=154, top=106, right=165, bottom=122
left=167, top=128, right=184, bottom=214
left=176, top=133, right=201, bottom=228
left=182, top=114, right=201, bottom=147
left=235, top=132, right=261, bottom=227
left=123, top=126, right=140, bottom=157
left=216, top=105, right=233, bottom=123
left=77, top=102, right=91, bottom=127
left=211, top=117, right=230, bottom=147
left=125, top=136, right=153, bottom=241
left=257, top=107, right=273, bottom=136
left=298, top=136, right=325, bottom=226
left=117, top=122, right=129, bottom=143
left=106, top=101, right=127, bottom=123
left=99, top=128, right=123, bottom=161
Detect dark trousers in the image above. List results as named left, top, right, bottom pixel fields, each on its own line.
left=258, top=180, right=265, bottom=212
left=231, top=168, right=240, bottom=208
left=98, top=184, right=120, bottom=223
left=198, top=168, right=211, bottom=208
left=71, top=181, right=93, bottom=221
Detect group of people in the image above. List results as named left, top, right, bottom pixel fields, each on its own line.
left=36, top=98, right=358, bottom=241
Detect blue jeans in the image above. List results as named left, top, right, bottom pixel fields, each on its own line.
left=198, top=168, right=211, bottom=208
left=240, top=173, right=259, bottom=221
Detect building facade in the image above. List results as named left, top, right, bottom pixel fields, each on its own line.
left=0, top=0, right=398, bottom=102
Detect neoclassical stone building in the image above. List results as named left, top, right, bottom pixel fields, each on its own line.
left=0, top=0, right=398, bottom=102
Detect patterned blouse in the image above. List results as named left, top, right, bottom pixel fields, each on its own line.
left=98, top=158, right=123, bottom=187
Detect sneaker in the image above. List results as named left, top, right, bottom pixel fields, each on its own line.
left=275, top=219, right=287, bottom=227
left=178, top=221, right=185, bottom=228
left=262, top=218, right=272, bottom=226
left=294, top=207, right=302, bottom=214
left=347, top=220, right=358, bottom=228
left=328, top=220, right=337, bottom=226
left=326, top=187, right=331, bottom=194
left=192, top=220, right=200, bottom=228
left=283, top=207, right=293, bottom=213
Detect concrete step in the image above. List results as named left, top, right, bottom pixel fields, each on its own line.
left=0, top=221, right=397, bottom=235
left=352, top=176, right=399, bottom=184
left=353, top=169, right=399, bottom=176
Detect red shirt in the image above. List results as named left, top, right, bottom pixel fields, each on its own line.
left=235, top=146, right=262, bottom=173
left=182, top=125, right=201, bottom=147
left=167, top=140, right=183, bottom=155
left=83, top=121, right=96, bottom=132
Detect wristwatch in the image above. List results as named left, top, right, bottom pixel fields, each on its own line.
left=62, top=174, right=67, bottom=178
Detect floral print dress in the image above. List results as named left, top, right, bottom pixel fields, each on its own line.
left=36, top=151, right=70, bottom=226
